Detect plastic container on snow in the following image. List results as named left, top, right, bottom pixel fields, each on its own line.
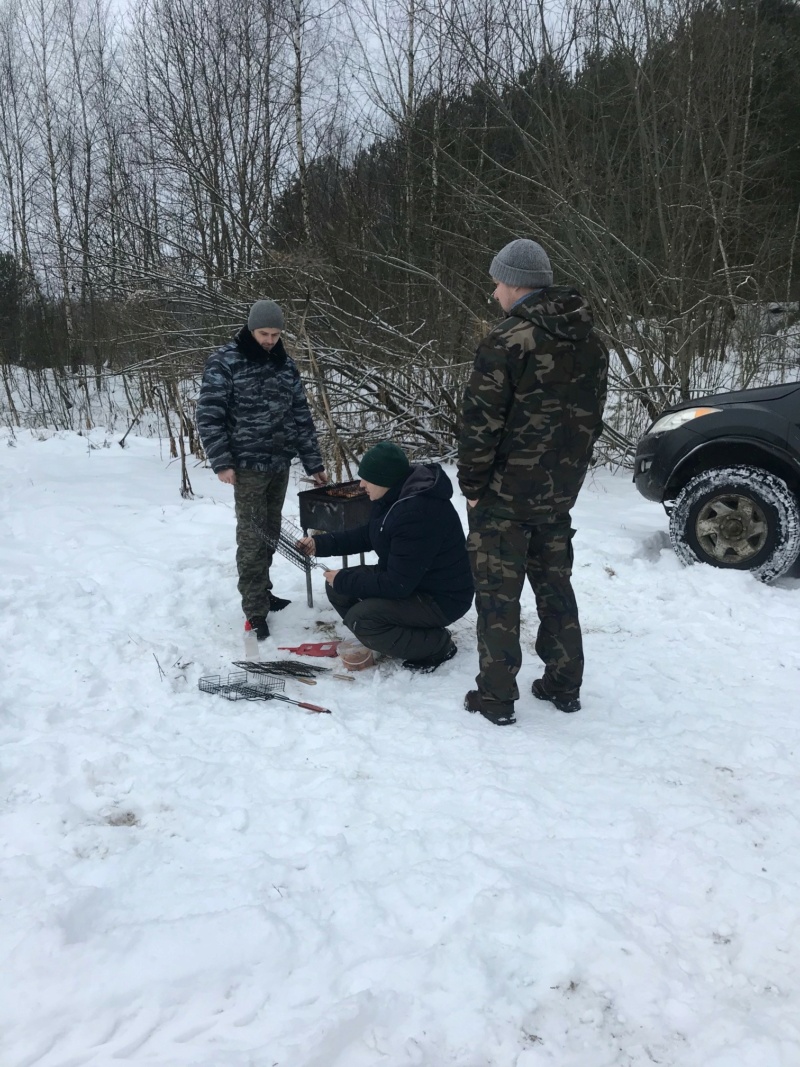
left=243, top=620, right=260, bottom=659
left=337, top=638, right=375, bottom=672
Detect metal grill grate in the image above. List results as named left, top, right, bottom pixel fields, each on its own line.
left=314, top=484, right=366, bottom=500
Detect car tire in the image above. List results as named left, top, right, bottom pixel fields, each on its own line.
left=669, top=465, right=800, bottom=582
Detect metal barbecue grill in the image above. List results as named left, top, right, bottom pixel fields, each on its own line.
left=297, top=479, right=373, bottom=606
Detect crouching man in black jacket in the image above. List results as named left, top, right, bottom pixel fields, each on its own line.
left=299, top=443, right=474, bottom=672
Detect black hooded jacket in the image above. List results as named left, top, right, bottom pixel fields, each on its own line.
left=314, top=464, right=474, bottom=622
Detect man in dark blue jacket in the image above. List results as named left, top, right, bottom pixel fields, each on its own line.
left=300, top=443, right=474, bottom=671
left=197, top=299, right=327, bottom=639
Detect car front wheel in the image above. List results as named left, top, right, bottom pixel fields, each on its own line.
left=669, top=465, right=800, bottom=582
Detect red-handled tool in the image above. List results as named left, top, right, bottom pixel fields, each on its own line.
left=266, top=692, right=331, bottom=714
left=278, top=641, right=340, bottom=658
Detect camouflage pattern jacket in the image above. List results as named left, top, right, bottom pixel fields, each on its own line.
left=196, top=328, right=323, bottom=475
left=457, top=287, right=608, bottom=521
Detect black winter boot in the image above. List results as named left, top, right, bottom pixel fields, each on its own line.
left=268, top=593, right=291, bottom=612
left=402, top=639, right=457, bottom=673
left=532, top=678, right=580, bottom=713
left=247, top=616, right=270, bottom=641
left=464, top=690, right=516, bottom=726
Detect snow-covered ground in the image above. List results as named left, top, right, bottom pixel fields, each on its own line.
left=2, top=429, right=799, bottom=1067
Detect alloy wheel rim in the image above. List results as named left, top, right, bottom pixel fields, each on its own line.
left=695, top=492, right=769, bottom=563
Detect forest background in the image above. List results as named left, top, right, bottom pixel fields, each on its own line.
left=1, top=0, right=799, bottom=487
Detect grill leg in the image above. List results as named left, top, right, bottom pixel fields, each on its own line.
left=304, top=528, right=314, bottom=608
left=359, top=552, right=365, bottom=565
left=343, top=555, right=348, bottom=569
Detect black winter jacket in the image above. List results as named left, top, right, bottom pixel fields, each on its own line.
left=314, top=464, right=474, bottom=623
left=196, top=328, right=323, bottom=474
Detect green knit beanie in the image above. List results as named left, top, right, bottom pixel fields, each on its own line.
left=358, top=442, right=410, bottom=487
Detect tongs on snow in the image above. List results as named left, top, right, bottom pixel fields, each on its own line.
left=263, top=691, right=331, bottom=714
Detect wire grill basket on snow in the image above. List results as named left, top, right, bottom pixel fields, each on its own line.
left=233, top=659, right=331, bottom=678
left=198, top=671, right=285, bottom=701
left=199, top=670, right=332, bottom=713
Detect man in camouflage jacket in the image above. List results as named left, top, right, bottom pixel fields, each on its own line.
left=458, top=239, right=608, bottom=725
left=196, top=299, right=327, bottom=639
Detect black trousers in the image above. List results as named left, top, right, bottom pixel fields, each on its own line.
left=326, top=565, right=451, bottom=662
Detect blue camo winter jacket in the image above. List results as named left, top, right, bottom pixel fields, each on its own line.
left=314, top=464, right=474, bottom=623
left=196, top=329, right=323, bottom=475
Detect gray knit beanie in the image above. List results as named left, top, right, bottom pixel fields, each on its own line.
left=489, top=239, right=553, bottom=288
left=247, top=299, right=285, bottom=331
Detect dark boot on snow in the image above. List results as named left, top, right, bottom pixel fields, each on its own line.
left=246, top=616, right=270, bottom=641
left=464, top=689, right=516, bottom=726
left=268, top=593, right=292, bottom=612
left=532, top=677, right=580, bottom=713
left=403, top=638, right=457, bottom=674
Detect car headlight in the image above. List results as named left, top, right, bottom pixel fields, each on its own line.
left=648, top=407, right=721, bottom=435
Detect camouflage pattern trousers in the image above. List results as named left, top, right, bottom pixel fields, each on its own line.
left=233, top=467, right=290, bottom=618
left=467, top=505, right=583, bottom=704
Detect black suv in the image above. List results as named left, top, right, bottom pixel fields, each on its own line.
left=634, top=382, right=800, bottom=581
